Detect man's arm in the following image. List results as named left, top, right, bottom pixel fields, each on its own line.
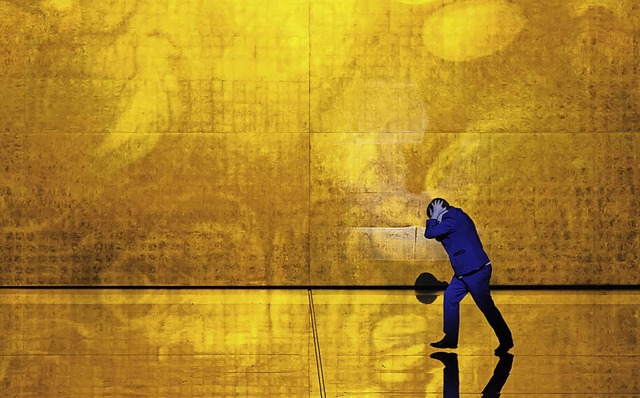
left=424, top=213, right=456, bottom=239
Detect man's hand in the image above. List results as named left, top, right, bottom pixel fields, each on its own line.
left=429, top=199, right=447, bottom=220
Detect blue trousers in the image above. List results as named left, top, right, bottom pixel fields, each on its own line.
left=443, top=265, right=512, bottom=345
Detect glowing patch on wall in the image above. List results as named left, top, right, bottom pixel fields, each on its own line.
left=395, top=0, right=451, bottom=4
left=422, top=0, right=526, bottom=61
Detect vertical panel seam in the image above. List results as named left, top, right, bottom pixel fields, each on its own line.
left=307, top=0, right=312, bottom=285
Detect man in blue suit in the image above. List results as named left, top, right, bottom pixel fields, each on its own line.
left=425, top=198, right=513, bottom=355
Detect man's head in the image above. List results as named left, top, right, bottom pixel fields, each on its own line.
left=427, top=198, right=451, bottom=218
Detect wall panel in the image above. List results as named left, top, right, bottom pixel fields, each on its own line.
left=1, top=0, right=639, bottom=285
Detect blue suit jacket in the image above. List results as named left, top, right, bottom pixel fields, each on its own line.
left=424, top=207, right=490, bottom=276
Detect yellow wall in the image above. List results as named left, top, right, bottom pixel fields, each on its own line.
left=1, top=0, right=638, bottom=285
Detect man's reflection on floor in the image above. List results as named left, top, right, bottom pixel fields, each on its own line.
left=414, top=272, right=513, bottom=397
left=430, top=352, right=514, bottom=398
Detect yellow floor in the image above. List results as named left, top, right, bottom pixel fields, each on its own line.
left=1, top=289, right=639, bottom=397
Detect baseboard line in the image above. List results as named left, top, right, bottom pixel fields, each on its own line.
left=1, top=285, right=640, bottom=290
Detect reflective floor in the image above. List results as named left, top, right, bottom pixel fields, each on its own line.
left=1, top=289, right=639, bottom=397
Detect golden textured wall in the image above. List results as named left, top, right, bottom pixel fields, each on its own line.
left=1, top=0, right=638, bottom=286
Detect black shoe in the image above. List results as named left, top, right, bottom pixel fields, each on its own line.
left=430, top=338, right=457, bottom=349
left=494, top=342, right=514, bottom=356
